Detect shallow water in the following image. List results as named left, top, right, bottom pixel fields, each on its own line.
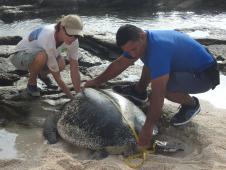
left=0, top=11, right=226, bottom=38
left=0, top=129, right=17, bottom=159
left=195, top=74, right=226, bottom=109
left=0, top=125, right=43, bottom=160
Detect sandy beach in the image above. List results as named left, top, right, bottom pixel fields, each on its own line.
left=1, top=97, right=226, bottom=170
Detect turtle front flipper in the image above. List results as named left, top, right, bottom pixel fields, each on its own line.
left=154, top=140, right=185, bottom=153
left=88, top=149, right=109, bottom=160
left=43, top=113, right=59, bottom=144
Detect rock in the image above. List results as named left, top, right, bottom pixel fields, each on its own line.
left=38, top=0, right=148, bottom=8
left=0, top=5, right=78, bottom=23
left=78, top=48, right=108, bottom=68
left=84, top=62, right=142, bottom=84
left=0, top=58, right=20, bottom=85
left=0, top=58, right=17, bottom=73
left=149, top=0, right=226, bottom=11
left=207, top=45, right=226, bottom=60
left=79, top=33, right=120, bottom=61
left=0, top=86, right=19, bottom=100
left=0, top=100, right=29, bottom=120
left=0, top=72, right=20, bottom=86
left=0, top=0, right=226, bottom=23
left=196, top=39, right=226, bottom=46
left=0, top=6, right=25, bottom=23
left=30, top=0, right=226, bottom=11
left=0, top=45, right=16, bottom=58
left=206, top=44, right=226, bottom=74
left=0, top=36, right=22, bottom=45
left=0, top=0, right=39, bottom=6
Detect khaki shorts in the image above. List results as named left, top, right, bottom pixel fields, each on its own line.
left=9, top=50, right=43, bottom=71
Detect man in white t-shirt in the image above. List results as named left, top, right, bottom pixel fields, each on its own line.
left=10, top=15, right=83, bottom=99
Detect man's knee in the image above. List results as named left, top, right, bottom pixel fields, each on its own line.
left=27, top=51, right=47, bottom=73
left=35, top=51, right=48, bottom=64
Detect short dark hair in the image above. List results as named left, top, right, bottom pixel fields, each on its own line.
left=116, top=24, right=143, bottom=47
left=55, top=22, right=61, bottom=32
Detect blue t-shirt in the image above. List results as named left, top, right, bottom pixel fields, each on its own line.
left=123, top=30, right=215, bottom=80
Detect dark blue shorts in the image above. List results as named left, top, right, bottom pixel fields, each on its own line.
left=167, top=65, right=219, bottom=94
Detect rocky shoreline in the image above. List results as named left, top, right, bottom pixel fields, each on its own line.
left=1, top=0, right=226, bottom=23
left=0, top=31, right=226, bottom=86
left=0, top=29, right=226, bottom=127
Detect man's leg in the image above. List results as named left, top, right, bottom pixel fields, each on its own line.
left=26, top=51, right=47, bottom=96
left=165, top=71, right=215, bottom=126
left=39, top=55, right=65, bottom=76
left=165, top=92, right=194, bottom=106
left=10, top=50, right=47, bottom=96
left=38, top=55, right=64, bottom=89
left=28, top=51, right=47, bottom=86
left=166, top=91, right=200, bottom=126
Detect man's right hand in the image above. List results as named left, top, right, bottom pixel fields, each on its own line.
left=83, top=55, right=133, bottom=89
left=83, top=79, right=99, bottom=88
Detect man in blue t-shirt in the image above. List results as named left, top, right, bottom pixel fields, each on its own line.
left=84, top=24, right=219, bottom=148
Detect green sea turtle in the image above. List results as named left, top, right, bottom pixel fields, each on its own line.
left=43, top=88, right=157, bottom=154
left=43, top=88, right=184, bottom=156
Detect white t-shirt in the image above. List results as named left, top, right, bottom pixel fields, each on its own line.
left=15, top=24, right=79, bottom=72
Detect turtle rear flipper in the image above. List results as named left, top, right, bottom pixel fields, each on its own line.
left=43, top=114, right=59, bottom=144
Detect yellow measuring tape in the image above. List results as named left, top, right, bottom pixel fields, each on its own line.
left=100, top=89, right=156, bottom=169
left=123, top=120, right=156, bottom=169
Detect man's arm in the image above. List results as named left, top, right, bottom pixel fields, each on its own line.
left=138, top=74, right=169, bottom=147
left=84, top=55, right=136, bottom=87
left=51, top=70, right=74, bottom=99
left=69, top=58, right=81, bottom=93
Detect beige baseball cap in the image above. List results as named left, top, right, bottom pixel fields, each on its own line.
left=60, top=14, right=83, bottom=37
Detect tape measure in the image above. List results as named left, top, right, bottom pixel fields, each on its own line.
left=123, top=118, right=156, bottom=169
left=100, top=89, right=156, bottom=169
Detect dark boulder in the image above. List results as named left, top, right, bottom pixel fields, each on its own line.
left=151, top=0, right=226, bottom=11
left=0, top=72, right=20, bottom=86
left=0, top=0, right=39, bottom=6
left=0, top=5, right=78, bottom=23
left=0, top=36, right=22, bottom=45
left=0, top=57, right=20, bottom=85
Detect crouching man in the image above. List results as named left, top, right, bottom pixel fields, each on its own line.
left=10, top=15, right=83, bottom=99
left=84, top=24, right=219, bottom=147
